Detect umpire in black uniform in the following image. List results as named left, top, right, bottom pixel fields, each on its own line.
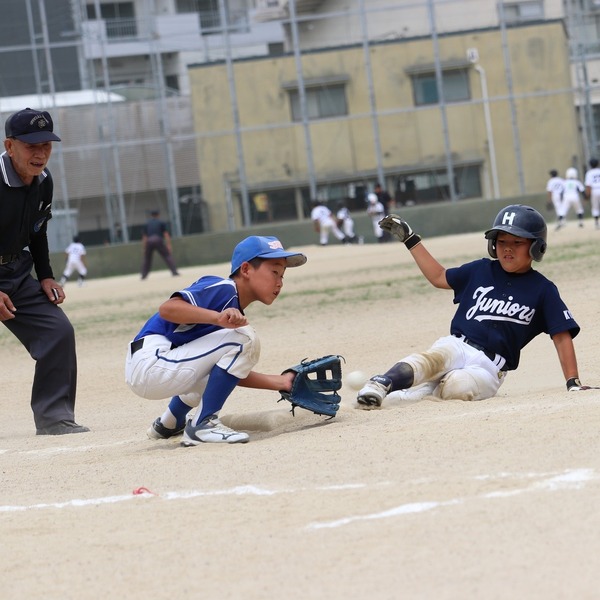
left=1, top=108, right=89, bottom=435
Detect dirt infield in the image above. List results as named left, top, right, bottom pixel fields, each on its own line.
left=2, top=220, right=600, bottom=599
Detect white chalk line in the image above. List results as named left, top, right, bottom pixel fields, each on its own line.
left=306, top=468, right=596, bottom=530
left=0, top=482, right=377, bottom=514
left=0, top=470, right=595, bottom=523
left=0, top=438, right=145, bottom=457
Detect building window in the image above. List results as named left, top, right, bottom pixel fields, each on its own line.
left=502, top=1, right=544, bottom=23
left=268, top=42, right=285, bottom=56
left=289, top=84, right=348, bottom=121
left=395, top=165, right=481, bottom=204
left=412, top=69, right=470, bottom=106
left=86, top=2, right=136, bottom=39
left=175, top=0, right=249, bottom=34
left=165, top=74, right=180, bottom=92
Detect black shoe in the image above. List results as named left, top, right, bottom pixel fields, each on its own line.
left=147, top=417, right=185, bottom=440
left=36, top=420, right=91, bottom=436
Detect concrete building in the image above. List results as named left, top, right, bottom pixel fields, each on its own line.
left=0, top=0, right=286, bottom=247
left=79, top=0, right=285, bottom=95
left=190, top=19, right=580, bottom=231
left=1, top=0, right=599, bottom=244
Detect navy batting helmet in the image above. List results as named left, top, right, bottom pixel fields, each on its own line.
left=484, top=205, right=547, bottom=262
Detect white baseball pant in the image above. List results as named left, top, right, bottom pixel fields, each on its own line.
left=558, top=195, right=584, bottom=218
left=390, top=334, right=507, bottom=402
left=63, top=257, right=87, bottom=277
left=591, top=192, right=600, bottom=218
left=125, top=325, right=260, bottom=403
left=318, top=218, right=345, bottom=245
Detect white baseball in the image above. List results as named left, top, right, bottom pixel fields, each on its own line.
left=346, top=370, right=368, bottom=390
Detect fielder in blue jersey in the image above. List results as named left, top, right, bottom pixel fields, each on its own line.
left=125, top=236, right=307, bottom=445
left=356, top=205, right=594, bottom=408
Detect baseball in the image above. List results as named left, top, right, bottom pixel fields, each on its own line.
left=346, top=370, right=368, bottom=390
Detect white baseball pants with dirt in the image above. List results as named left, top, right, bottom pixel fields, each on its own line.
left=393, top=334, right=507, bottom=402
left=125, top=325, right=260, bottom=404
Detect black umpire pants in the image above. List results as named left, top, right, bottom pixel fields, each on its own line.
left=140, top=235, right=178, bottom=279
left=1, top=252, right=77, bottom=429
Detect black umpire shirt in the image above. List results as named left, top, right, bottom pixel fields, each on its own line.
left=144, top=217, right=167, bottom=238
left=0, top=151, right=54, bottom=281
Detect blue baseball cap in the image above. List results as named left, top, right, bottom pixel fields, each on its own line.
left=230, top=236, right=307, bottom=275
left=5, top=108, right=61, bottom=143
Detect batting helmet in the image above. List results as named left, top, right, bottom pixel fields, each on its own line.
left=590, top=158, right=599, bottom=169
left=549, top=169, right=558, bottom=177
left=566, top=167, right=578, bottom=179
left=484, top=204, right=547, bottom=262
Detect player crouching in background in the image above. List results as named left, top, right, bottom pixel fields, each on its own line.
left=125, top=236, right=306, bottom=445
left=356, top=205, right=595, bottom=409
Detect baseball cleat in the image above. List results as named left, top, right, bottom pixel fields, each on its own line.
left=181, top=415, right=249, bottom=445
left=147, top=417, right=186, bottom=440
left=356, top=375, right=392, bottom=409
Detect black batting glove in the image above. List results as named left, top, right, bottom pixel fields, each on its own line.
left=378, top=214, right=422, bottom=249
left=567, top=377, right=592, bottom=391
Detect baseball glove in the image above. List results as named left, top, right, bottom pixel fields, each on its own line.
left=279, top=355, right=343, bottom=417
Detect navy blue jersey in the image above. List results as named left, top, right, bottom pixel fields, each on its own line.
left=135, top=276, right=240, bottom=346
left=446, top=258, right=579, bottom=371
left=144, top=217, right=167, bottom=237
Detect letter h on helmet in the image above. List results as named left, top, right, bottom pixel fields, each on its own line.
left=484, top=204, right=548, bottom=262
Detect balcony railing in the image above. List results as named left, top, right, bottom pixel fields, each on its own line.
left=105, top=17, right=138, bottom=40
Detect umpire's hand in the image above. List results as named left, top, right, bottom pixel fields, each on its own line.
left=41, top=279, right=65, bottom=304
left=0, top=291, right=16, bottom=321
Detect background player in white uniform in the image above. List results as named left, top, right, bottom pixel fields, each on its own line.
left=59, top=236, right=87, bottom=287
left=356, top=205, right=592, bottom=408
left=559, top=167, right=585, bottom=229
left=366, top=192, right=385, bottom=241
left=125, top=235, right=307, bottom=445
left=545, top=169, right=564, bottom=230
left=584, top=157, right=600, bottom=229
left=336, top=200, right=357, bottom=243
left=310, top=200, right=345, bottom=246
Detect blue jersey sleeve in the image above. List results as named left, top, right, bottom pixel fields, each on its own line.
left=134, top=276, right=240, bottom=346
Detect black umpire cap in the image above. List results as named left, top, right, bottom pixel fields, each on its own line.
left=5, top=107, right=61, bottom=143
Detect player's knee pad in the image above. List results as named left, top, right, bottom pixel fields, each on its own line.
left=438, top=370, right=478, bottom=401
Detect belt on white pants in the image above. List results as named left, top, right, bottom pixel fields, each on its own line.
left=454, top=334, right=507, bottom=372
